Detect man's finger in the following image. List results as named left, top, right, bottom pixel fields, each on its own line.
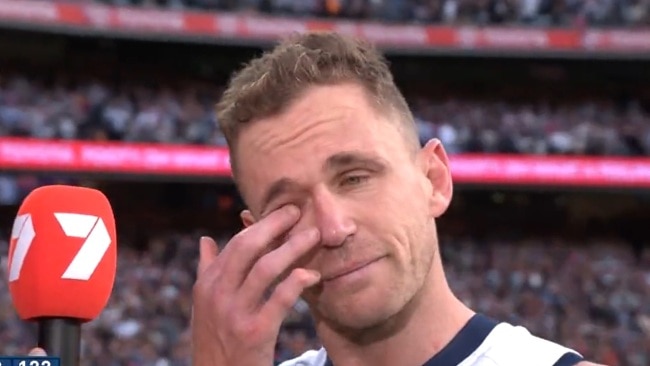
left=240, top=228, right=320, bottom=310
left=260, top=267, right=320, bottom=326
left=198, top=236, right=219, bottom=275
left=28, top=348, right=47, bottom=357
left=219, top=205, right=301, bottom=287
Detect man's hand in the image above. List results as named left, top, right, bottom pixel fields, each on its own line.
left=191, top=205, right=321, bottom=366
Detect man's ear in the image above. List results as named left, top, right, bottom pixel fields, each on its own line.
left=420, top=138, right=453, bottom=218
left=240, top=209, right=256, bottom=228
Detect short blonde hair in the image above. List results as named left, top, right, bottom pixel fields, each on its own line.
left=216, top=31, right=418, bottom=175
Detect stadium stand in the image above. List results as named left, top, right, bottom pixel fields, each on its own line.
left=2, top=73, right=650, bottom=156
left=87, top=0, right=650, bottom=27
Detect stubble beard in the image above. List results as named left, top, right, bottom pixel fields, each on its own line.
left=311, top=245, right=437, bottom=345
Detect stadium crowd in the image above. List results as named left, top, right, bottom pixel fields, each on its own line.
left=0, top=231, right=648, bottom=365
left=87, top=0, right=650, bottom=27
left=2, top=74, right=650, bottom=156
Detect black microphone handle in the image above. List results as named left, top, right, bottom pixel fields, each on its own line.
left=37, top=317, right=81, bottom=366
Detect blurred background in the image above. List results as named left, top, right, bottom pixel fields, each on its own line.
left=0, top=0, right=649, bottom=365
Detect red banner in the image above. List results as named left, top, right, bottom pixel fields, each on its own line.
left=449, top=155, right=650, bottom=188
left=0, top=0, right=649, bottom=53
left=3, top=137, right=650, bottom=188
left=0, top=138, right=231, bottom=177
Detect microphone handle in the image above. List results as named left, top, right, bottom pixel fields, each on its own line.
left=37, top=317, right=81, bottom=366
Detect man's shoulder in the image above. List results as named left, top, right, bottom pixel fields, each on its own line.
left=277, top=348, right=328, bottom=366
left=467, top=321, right=585, bottom=366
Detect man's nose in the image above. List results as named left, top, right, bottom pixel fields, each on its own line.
left=302, top=187, right=356, bottom=248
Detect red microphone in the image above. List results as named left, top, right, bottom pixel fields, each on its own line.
left=8, top=185, right=117, bottom=366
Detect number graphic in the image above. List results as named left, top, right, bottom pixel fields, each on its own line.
left=54, top=213, right=112, bottom=281
left=9, top=214, right=36, bottom=282
left=15, top=360, right=53, bottom=366
left=8, top=213, right=111, bottom=282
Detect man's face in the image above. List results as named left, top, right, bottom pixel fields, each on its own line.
left=236, top=83, right=452, bottom=332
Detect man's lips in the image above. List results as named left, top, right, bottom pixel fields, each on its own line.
left=321, top=256, right=385, bottom=282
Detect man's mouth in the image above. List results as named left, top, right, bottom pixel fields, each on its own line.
left=322, top=256, right=385, bottom=282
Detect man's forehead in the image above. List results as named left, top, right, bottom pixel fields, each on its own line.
left=240, top=125, right=391, bottom=178
left=238, top=84, right=382, bottom=142
left=245, top=110, right=378, bottom=152
left=236, top=113, right=400, bottom=179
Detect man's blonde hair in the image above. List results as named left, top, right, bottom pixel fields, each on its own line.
left=216, top=31, right=418, bottom=176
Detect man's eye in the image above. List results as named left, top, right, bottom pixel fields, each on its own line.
left=342, top=175, right=369, bottom=186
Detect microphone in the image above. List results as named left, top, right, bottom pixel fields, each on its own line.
left=7, top=185, right=117, bottom=366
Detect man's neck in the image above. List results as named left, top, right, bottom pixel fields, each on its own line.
left=315, top=261, right=475, bottom=366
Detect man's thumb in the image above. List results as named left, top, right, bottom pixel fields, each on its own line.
left=28, top=347, right=47, bottom=356
left=198, top=236, right=219, bottom=274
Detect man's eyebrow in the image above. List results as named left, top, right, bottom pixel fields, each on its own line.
left=259, top=177, right=302, bottom=215
left=325, top=151, right=387, bottom=172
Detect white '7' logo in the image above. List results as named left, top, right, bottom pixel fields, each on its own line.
left=9, top=213, right=112, bottom=282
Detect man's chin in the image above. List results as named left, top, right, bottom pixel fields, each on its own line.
left=315, top=294, right=405, bottom=334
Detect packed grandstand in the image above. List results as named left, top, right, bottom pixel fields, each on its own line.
left=0, top=0, right=649, bottom=365
left=2, top=72, right=650, bottom=157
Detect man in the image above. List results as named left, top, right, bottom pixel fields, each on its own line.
left=27, top=31, right=602, bottom=366
left=190, top=31, right=606, bottom=366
